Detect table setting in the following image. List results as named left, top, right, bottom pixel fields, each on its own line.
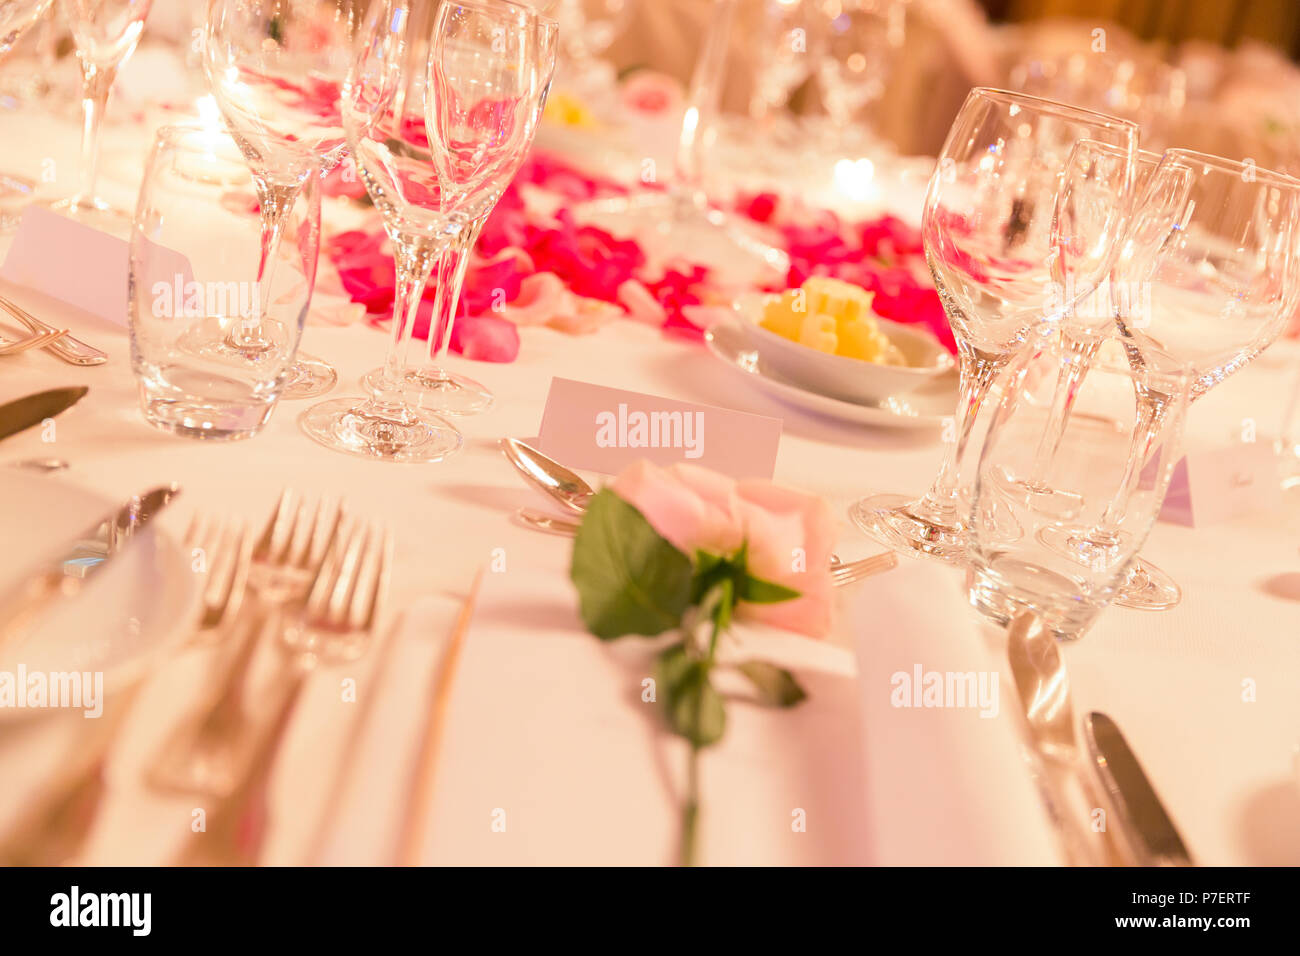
left=0, top=0, right=1297, bottom=882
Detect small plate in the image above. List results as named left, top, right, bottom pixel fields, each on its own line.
left=735, top=293, right=955, bottom=404
left=0, top=471, right=200, bottom=722
left=704, top=318, right=958, bottom=429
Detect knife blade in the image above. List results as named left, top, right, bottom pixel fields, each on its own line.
left=1084, top=712, right=1193, bottom=866
left=0, top=484, right=181, bottom=646
left=0, top=387, right=88, bottom=442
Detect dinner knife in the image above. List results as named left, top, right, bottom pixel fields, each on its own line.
left=0, top=484, right=180, bottom=647
left=1084, top=712, right=1193, bottom=866
left=0, top=387, right=88, bottom=442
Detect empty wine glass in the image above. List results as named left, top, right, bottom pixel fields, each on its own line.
left=1102, top=149, right=1300, bottom=609
left=577, top=0, right=789, bottom=286
left=814, top=0, right=904, bottom=151
left=364, top=5, right=557, bottom=415
left=300, top=0, right=547, bottom=462
left=0, top=0, right=54, bottom=230
left=551, top=0, right=632, bottom=93
left=48, top=0, right=152, bottom=233
left=967, top=329, right=1191, bottom=641
left=750, top=0, right=820, bottom=131
left=203, top=0, right=358, bottom=398
left=850, top=88, right=1139, bottom=564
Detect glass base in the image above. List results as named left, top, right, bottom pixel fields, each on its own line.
left=45, top=195, right=133, bottom=236
left=967, top=561, right=1094, bottom=642
left=362, top=365, right=494, bottom=416
left=849, top=491, right=968, bottom=564
left=298, top=396, right=463, bottom=463
left=282, top=351, right=338, bottom=400
left=1113, top=558, right=1181, bottom=610
left=137, top=387, right=273, bottom=442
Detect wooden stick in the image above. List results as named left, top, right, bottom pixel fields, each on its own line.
left=395, top=568, right=485, bottom=866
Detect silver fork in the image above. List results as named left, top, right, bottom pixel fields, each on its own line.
left=0, top=513, right=249, bottom=866
left=176, top=519, right=390, bottom=866
left=0, top=293, right=107, bottom=365
left=148, top=492, right=341, bottom=797
left=0, top=326, right=68, bottom=357
left=185, top=513, right=253, bottom=640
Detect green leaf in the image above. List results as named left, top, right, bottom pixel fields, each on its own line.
left=570, top=490, right=694, bottom=639
left=738, top=573, right=801, bottom=604
left=664, top=662, right=726, bottom=748
left=736, top=661, right=808, bottom=708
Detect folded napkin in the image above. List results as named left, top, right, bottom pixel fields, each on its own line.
left=849, top=560, right=1062, bottom=865
left=318, top=569, right=871, bottom=866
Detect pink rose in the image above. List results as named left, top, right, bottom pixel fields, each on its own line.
left=611, top=462, right=835, bottom=638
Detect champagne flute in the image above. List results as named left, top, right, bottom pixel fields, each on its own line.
left=0, top=0, right=54, bottom=231
left=203, top=0, right=358, bottom=399
left=48, top=0, right=152, bottom=233
left=300, top=0, right=547, bottom=461
left=364, top=3, right=557, bottom=415
left=849, top=88, right=1138, bottom=564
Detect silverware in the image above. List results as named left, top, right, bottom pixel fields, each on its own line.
left=147, top=492, right=341, bottom=797
left=500, top=438, right=594, bottom=515
left=177, top=519, right=389, bottom=866
left=1084, top=712, right=1192, bottom=866
left=0, top=293, right=107, bottom=365
left=0, top=386, right=87, bottom=442
left=0, top=484, right=180, bottom=648
left=185, top=513, right=253, bottom=639
left=9, top=458, right=70, bottom=473
left=0, top=513, right=248, bottom=866
left=1005, top=611, right=1115, bottom=866
left=0, top=326, right=68, bottom=356
left=515, top=507, right=895, bottom=586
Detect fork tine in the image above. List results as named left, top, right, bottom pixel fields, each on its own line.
left=211, top=521, right=252, bottom=627
left=253, top=489, right=295, bottom=561
left=356, top=526, right=390, bottom=633
left=325, top=525, right=369, bottom=631
left=304, top=520, right=354, bottom=622
left=184, top=513, right=205, bottom=551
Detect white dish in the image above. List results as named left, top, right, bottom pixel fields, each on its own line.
left=0, top=471, right=200, bottom=722
left=704, top=318, right=958, bottom=429
left=735, top=292, right=955, bottom=404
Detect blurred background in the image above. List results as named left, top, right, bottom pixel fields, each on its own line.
left=591, top=0, right=1300, bottom=169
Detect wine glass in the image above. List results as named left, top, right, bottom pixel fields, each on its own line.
left=750, top=0, right=820, bottom=131
left=299, top=0, right=547, bottom=462
left=577, top=0, right=789, bottom=286
left=1100, top=149, right=1300, bottom=609
left=967, top=329, right=1191, bottom=641
left=850, top=88, right=1139, bottom=564
left=813, top=0, right=904, bottom=151
left=48, top=0, right=152, bottom=233
left=0, top=0, right=54, bottom=230
left=551, top=0, right=632, bottom=95
left=363, top=4, right=557, bottom=415
left=203, top=0, right=357, bottom=399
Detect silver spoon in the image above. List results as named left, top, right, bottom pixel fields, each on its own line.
left=500, top=438, right=593, bottom=516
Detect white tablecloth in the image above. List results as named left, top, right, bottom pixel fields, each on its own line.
left=1, top=46, right=1298, bottom=866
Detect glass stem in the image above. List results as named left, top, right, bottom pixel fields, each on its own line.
left=671, top=0, right=736, bottom=213
left=922, top=349, right=1003, bottom=514
left=75, top=58, right=116, bottom=206
left=230, top=177, right=302, bottom=352
left=424, top=221, right=480, bottom=373
left=1094, top=389, right=1170, bottom=540
left=1028, top=332, right=1101, bottom=485
left=367, top=237, right=438, bottom=416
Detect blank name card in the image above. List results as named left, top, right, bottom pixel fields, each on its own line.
left=1158, top=441, right=1281, bottom=527
left=1, top=206, right=131, bottom=326
left=536, top=377, right=783, bottom=478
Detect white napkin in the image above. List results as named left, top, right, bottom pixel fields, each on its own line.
left=849, top=559, right=1063, bottom=865
left=318, top=569, right=872, bottom=866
